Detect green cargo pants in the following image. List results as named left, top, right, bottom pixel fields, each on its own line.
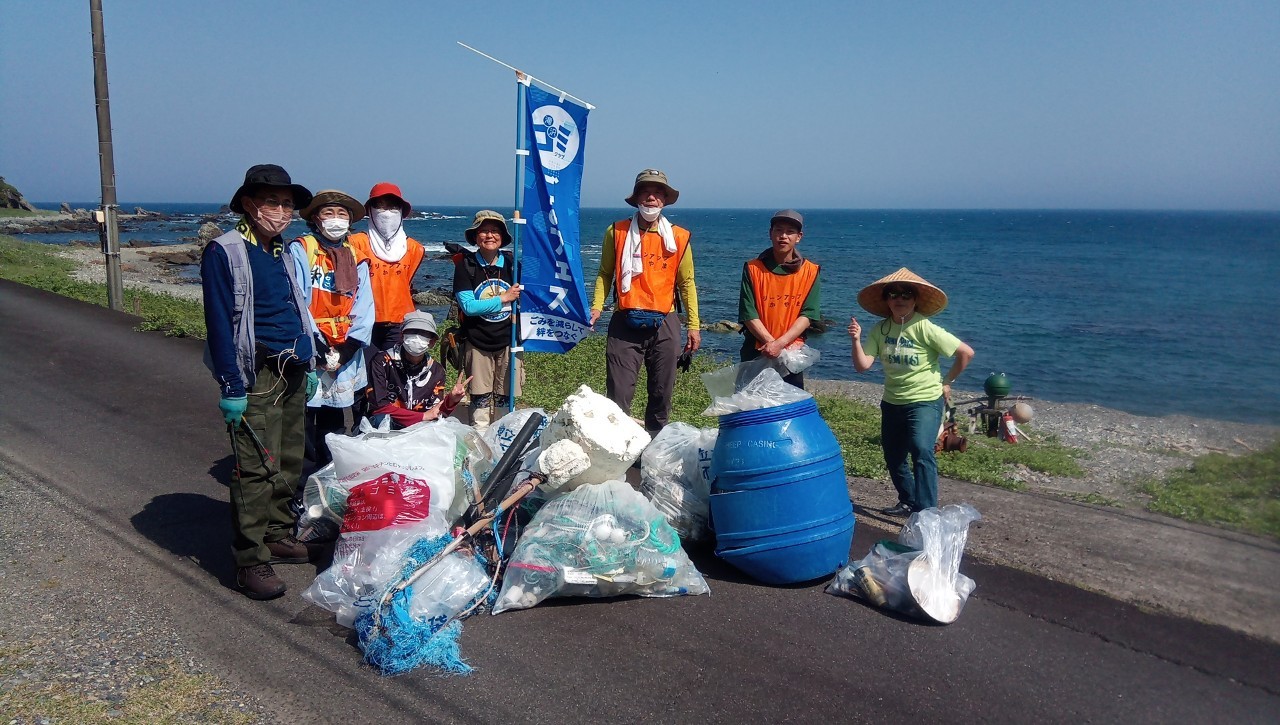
left=230, top=359, right=307, bottom=567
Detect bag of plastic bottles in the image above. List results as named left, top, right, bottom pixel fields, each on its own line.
left=639, top=423, right=718, bottom=542
left=827, top=504, right=981, bottom=624
left=302, top=472, right=448, bottom=627
left=493, top=480, right=710, bottom=613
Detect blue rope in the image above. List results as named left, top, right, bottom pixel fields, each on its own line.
left=354, top=533, right=490, bottom=676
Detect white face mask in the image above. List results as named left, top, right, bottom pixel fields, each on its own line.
left=401, top=333, right=431, bottom=356
left=318, top=218, right=349, bottom=241
left=637, top=205, right=662, bottom=223
left=372, top=208, right=403, bottom=238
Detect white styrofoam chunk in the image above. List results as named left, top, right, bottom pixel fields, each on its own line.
left=536, top=439, right=592, bottom=491
left=541, top=385, right=651, bottom=488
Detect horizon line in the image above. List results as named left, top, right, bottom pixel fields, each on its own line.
left=28, top=202, right=1280, bottom=214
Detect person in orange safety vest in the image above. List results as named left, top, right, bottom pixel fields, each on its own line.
left=738, top=209, right=821, bottom=389
left=289, top=190, right=374, bottom=467
left=590, top=169, right=700, bottom=434
left=347, top=182, right=425, bottom=352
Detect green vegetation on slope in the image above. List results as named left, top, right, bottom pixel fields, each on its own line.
left=1143, top=442, right=1280, bottom=538
left=0, top=235, right=205, bottom=337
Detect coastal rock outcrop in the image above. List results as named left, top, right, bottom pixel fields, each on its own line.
left=412, top=289, right=453, bottom=306
left=0, top=177, right=37, bottom=212
left=197, top=222, right=222, bottom=247
left=702, top=320, right=742, bottom=333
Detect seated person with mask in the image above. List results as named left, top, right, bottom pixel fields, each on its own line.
left=366, top=311, right=470, bottom=429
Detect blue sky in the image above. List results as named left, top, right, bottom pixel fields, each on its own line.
left=2, top=1, right=1277, bottom=209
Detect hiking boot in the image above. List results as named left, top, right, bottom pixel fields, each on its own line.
left=266, top=535, right=310, bottom=564
left=880, top=503, right=913, bottom=517
left=237, top=563, right=286, bottom=600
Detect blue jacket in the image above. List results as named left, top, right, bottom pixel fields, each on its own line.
left=202, top=227, right=314, bottom=397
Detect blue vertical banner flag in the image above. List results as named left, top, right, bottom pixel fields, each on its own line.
left=517, top=81, right=591, bottom=353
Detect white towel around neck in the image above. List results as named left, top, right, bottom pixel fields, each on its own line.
left=367, top=221, right=408, bottom=263
left=619, top=214, right=677, bottom=294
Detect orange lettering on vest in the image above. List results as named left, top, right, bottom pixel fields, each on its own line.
left=612, top=219, right=690, bottom=312
left=746, top=257, right=819, bottom=342
left=348, top=231, right=425, bottom=324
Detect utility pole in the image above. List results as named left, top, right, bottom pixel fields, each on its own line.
left=90, top=0, right=124, bottom=310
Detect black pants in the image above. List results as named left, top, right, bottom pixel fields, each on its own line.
left=304, top=405, right=349, bottom=470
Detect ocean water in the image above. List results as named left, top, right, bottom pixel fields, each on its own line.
left=27, top=203, right=1280, bottom=424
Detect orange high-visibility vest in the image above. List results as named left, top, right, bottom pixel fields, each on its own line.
left=612, top=219, right=690, bottom=312
left=348, top=231, right=425, bottom=325
left=294, top=234, right=365, bottom=344
left=746, top=257, right=819, bottom=341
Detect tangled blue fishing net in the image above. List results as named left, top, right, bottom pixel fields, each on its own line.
left=354, top=533, right=493, bottom=676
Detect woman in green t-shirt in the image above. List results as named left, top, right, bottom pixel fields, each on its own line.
left=848, top=268, right=975, bottom=517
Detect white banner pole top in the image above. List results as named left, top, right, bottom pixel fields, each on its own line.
left=458, top=42, right=596, bottom=110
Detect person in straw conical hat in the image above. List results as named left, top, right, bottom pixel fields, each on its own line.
left=848, top=267, right=975, bottom=517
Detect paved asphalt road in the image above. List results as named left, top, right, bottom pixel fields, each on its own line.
left=2, top=279, right=1277, bottom=723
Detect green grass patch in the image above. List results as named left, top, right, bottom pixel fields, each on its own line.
left=0, top=235, right=205, bottom=337
left=1142, top=442, right=1280, bottom=538
left=523, top=338, right=1083, bottom=489
left=0, top=655, right=258, bottom=724
left=0, top=208, right=59, bottom=218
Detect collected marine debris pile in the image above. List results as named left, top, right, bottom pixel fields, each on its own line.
left=827, top=504, right=982, bottom=624
left=495, top=386, right=710, bottom=612
left=297, top=384, right=711, bottom=675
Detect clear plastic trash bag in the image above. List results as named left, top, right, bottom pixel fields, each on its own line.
left=483, top=407, right=548, bottom=461
left=294, top=463, right=350, bottom=543
left=302, top=473, right=448, bottom=628
left=639, top=423, right=718, bottom=542
left=777, top=342, right=820, bottom=374
left=827, top=503, right=981, bottom=623
left=702, top=364, right=812, bottom=416
left=406, top=547, right=492, bottom=624
left=492, top=480, right=710, bottom=613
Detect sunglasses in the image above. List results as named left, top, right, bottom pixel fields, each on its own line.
left=885, top=288, right=916, bottom=300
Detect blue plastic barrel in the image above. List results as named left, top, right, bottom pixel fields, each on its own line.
left=710, top=398, right=854, bottom=584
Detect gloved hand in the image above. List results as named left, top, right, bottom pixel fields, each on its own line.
left=219, top=396, right=247, bottom=425
left=305, top=371, right=319, bottom=399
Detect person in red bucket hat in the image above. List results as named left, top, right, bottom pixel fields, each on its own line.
left=347, top=182, right=426, bottom=352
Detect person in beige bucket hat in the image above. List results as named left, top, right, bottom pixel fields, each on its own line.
left=848, top=267, right=975, bottom=517
left=453, top=210, right=523, bottom=431
left=590, top=169, right=701, bottom=434
left=287, top=190, right=374, bottom=467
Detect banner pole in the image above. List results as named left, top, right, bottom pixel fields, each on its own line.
left=508, top=74, right=530, bottom=414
